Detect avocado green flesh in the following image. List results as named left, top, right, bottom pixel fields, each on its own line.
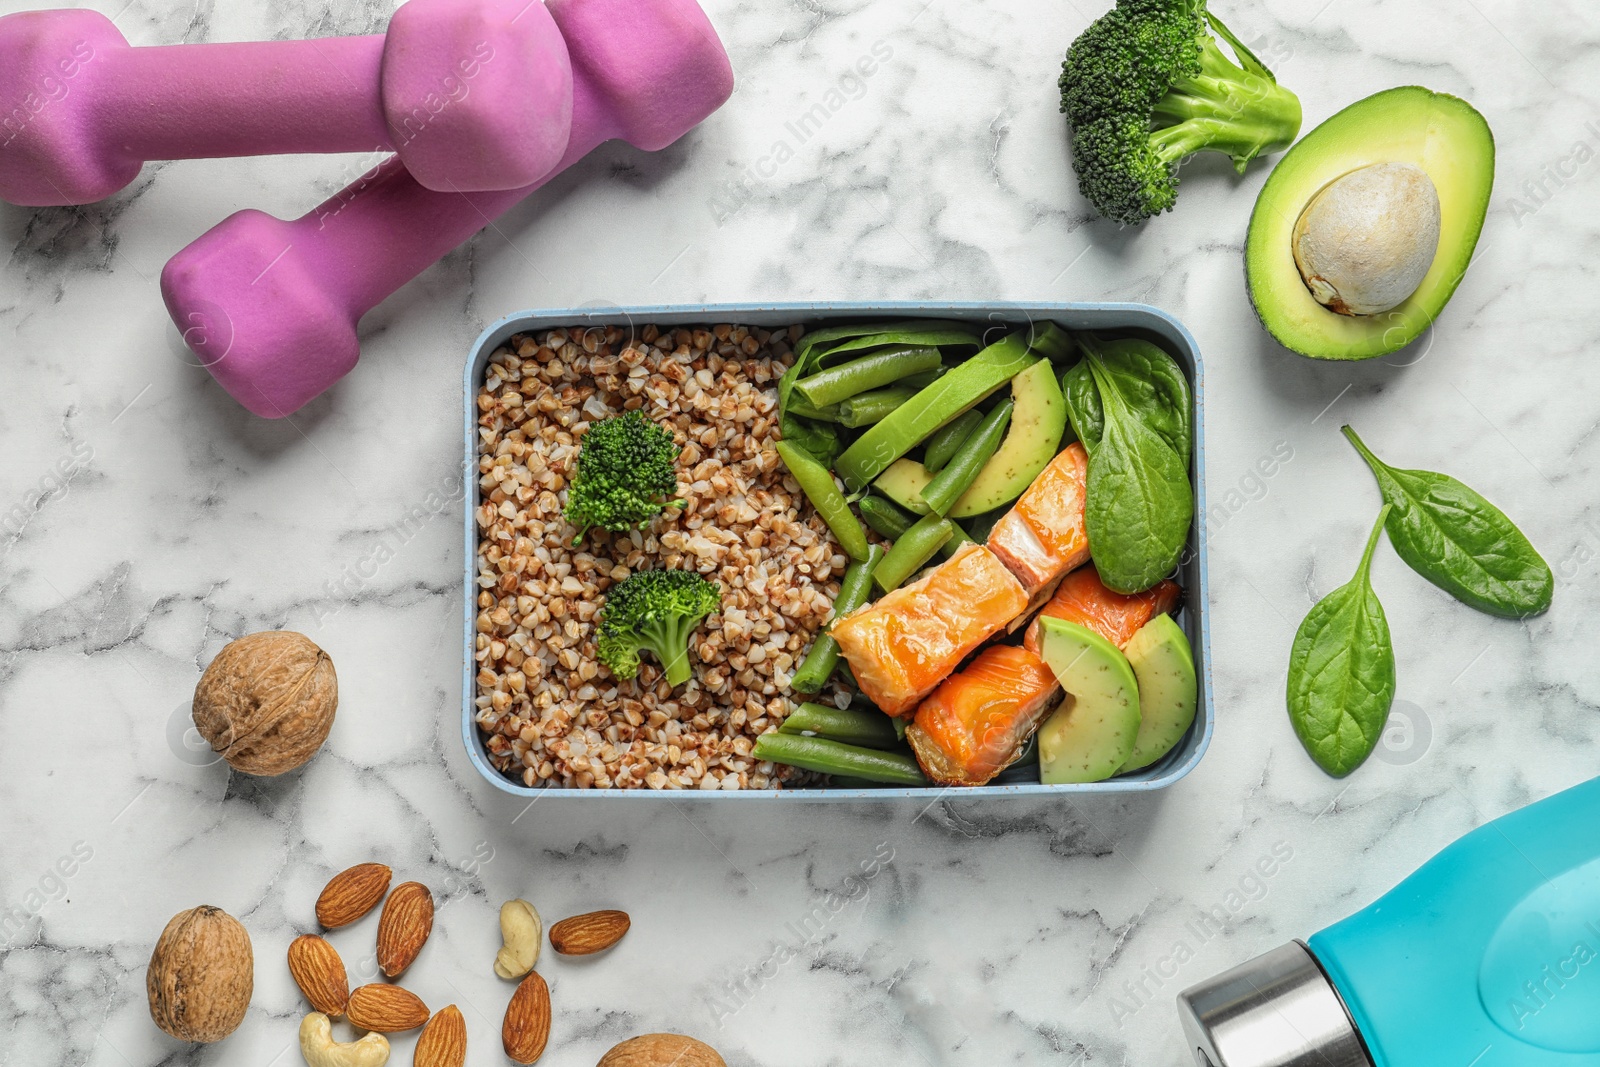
left=1036, top=617, right=1141, bottom=784
left=871, top=360, right=1065, bottom=519
left=874, top=459, right=933, bottom=515
left=1119, top=614, right=1197, bottom=772
left=1246, top=86, right=1494, bottom=361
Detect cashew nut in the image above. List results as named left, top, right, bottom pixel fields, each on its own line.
left=494, top=898, right=542, bottom=979
left=299, top=1012, right=390, bottom=1067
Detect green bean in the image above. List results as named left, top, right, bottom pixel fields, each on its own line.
left=786, top=395, right=840, bottom=422
left=753, top=733, right=928, bottom=786
left=775, top=441, right=870, bottom=562
left=795, top=321, right=978, bottom=362
left=836, top=386, right=919, bottom=428
left=899, top=366, right=948, bottom=391
left=1026, top=320, right=1074, bottom=361
left=922, top=409, right=984, bottom=474
left=922, top=399, right=1013, bottom=516
left=837, top=335, right=1037, bottom=490
left=857, top=494, right=971, bottom=559
left=858, top=493, right=914, bottom=541
left=794, top=346, right=943, bottom=409
left=779, top=702, right=902, bottom=749
left=874, top=512, right=955, bottom=592
left=790, top=546, right=883, bottom=693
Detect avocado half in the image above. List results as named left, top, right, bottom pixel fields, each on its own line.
left=1246, top=86, right=1494, bottom=360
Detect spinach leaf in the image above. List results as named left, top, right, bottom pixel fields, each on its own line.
left=1342, top=426, right=1554, bottom=618
left=1061, top=360, right=1102, bottom=453
left=1082, top=354, right=1194, bottom=594
left=1287, top=506, right=1396, bottom=778
left=1060, top=338, right=1191, bottom=469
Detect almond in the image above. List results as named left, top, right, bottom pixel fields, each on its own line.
left=347, top=983, right=429, bottom=1032
left=316, top=863, right=392, bottom=929
left=598, top=1034, right=726, bottom=1067
left=549, top=910, right=630, bottom=956
left=502, top=971, right=551, bottom=1064
left=376, top=881, right=434, bottom=977
left=287, top=934, right=349, bottom=1017
left=415, top=1005, right=467, bottom=1067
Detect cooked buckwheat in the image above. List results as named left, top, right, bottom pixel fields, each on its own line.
left=473, top=323, right=847, bottom=789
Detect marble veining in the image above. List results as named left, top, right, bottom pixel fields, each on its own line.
left=3, top=0, right=1600, bottom=1063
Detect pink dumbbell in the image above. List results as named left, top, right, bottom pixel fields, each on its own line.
left=0, top=0, right=572, bottom=205
left=161, top=0, right=733, bottom=419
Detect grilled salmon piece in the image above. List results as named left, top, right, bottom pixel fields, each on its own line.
left=985, top=443, right=1090, bottom=596
left=1022, top=564, right=1181, bottom=656
left=907, top=645, right=1062, bottom=786
left=832, top=542, right=1028, bottom=717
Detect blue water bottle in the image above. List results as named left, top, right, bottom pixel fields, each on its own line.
left=1175, top=777, right=1600, bottom=1066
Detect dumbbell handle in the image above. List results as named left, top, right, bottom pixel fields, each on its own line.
left=296, top=81, right=609, bottom=321
left=162, top=0, right=734, bottom=417
left=90, top=36, right=390, bottom=160
left=1, top=1, right=571, bottom=203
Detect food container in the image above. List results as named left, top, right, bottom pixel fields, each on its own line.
left=462, top=302, right=1213, bottom=800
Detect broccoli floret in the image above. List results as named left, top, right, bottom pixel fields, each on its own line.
left=1059, top=0, right=1302, bottom=225
left=596, top=570, right=722, bottom=686
left=564, top=411, right=686, bottom=542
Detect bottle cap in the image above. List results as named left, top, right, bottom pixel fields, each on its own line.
left=1175, top=941, right=1374, bottom=1067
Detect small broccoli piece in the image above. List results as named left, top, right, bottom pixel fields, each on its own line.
left=1059, top=0, right=1302, bottom=225
left=596, top=570, right=722, bottom=687
left=564, top=411, right=687, bottom=543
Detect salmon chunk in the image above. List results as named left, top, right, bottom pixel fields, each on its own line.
left=985, top=443, right=1090, bottom=596
left=1023, top=564, right=1181, bottom=656
left=832, top=542, right=1029, bottom=716
left=907, top=645, right=1062, bottom=786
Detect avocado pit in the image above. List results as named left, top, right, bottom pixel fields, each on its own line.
left=1291, top=162, right=1442, bottom=316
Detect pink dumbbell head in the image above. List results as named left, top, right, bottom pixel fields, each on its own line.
left=0, top=0, right=572, bottom=205
left=161, top=0, right=733, bottom=418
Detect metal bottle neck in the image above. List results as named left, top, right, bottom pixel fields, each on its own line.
left=1175, top=941, right=1375, bottom=1067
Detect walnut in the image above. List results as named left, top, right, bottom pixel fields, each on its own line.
left=193, top=631, right=337, bottom=776
left=146, top=905, right=253, bottom=1042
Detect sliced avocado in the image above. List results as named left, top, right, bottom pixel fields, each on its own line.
left=1036, top=617, right=1141, bottom=784
left=1246, top=86, right=1494, bottom=360
left=871, top=360, right=1066, bottom=520
left=954, top=359, right=1066, bottom=515
left=1119, top=614, right=1197, bottom=772
left=874, top=457, right=933, bottom=515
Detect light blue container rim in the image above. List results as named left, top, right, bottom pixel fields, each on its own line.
left=462, top=301, right=1213, bottom=801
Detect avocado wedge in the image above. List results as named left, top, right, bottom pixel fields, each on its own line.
left=1036, top=617, right=1141, bottom=784
left=1119, top=613, right=1197, bottom=772
left=873, top=458, right=933, bottom=515
left=1246, top=87, right=1494, bottom=360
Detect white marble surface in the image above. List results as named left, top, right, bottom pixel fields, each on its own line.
left=3, top=0, right=1599, bottom=1063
